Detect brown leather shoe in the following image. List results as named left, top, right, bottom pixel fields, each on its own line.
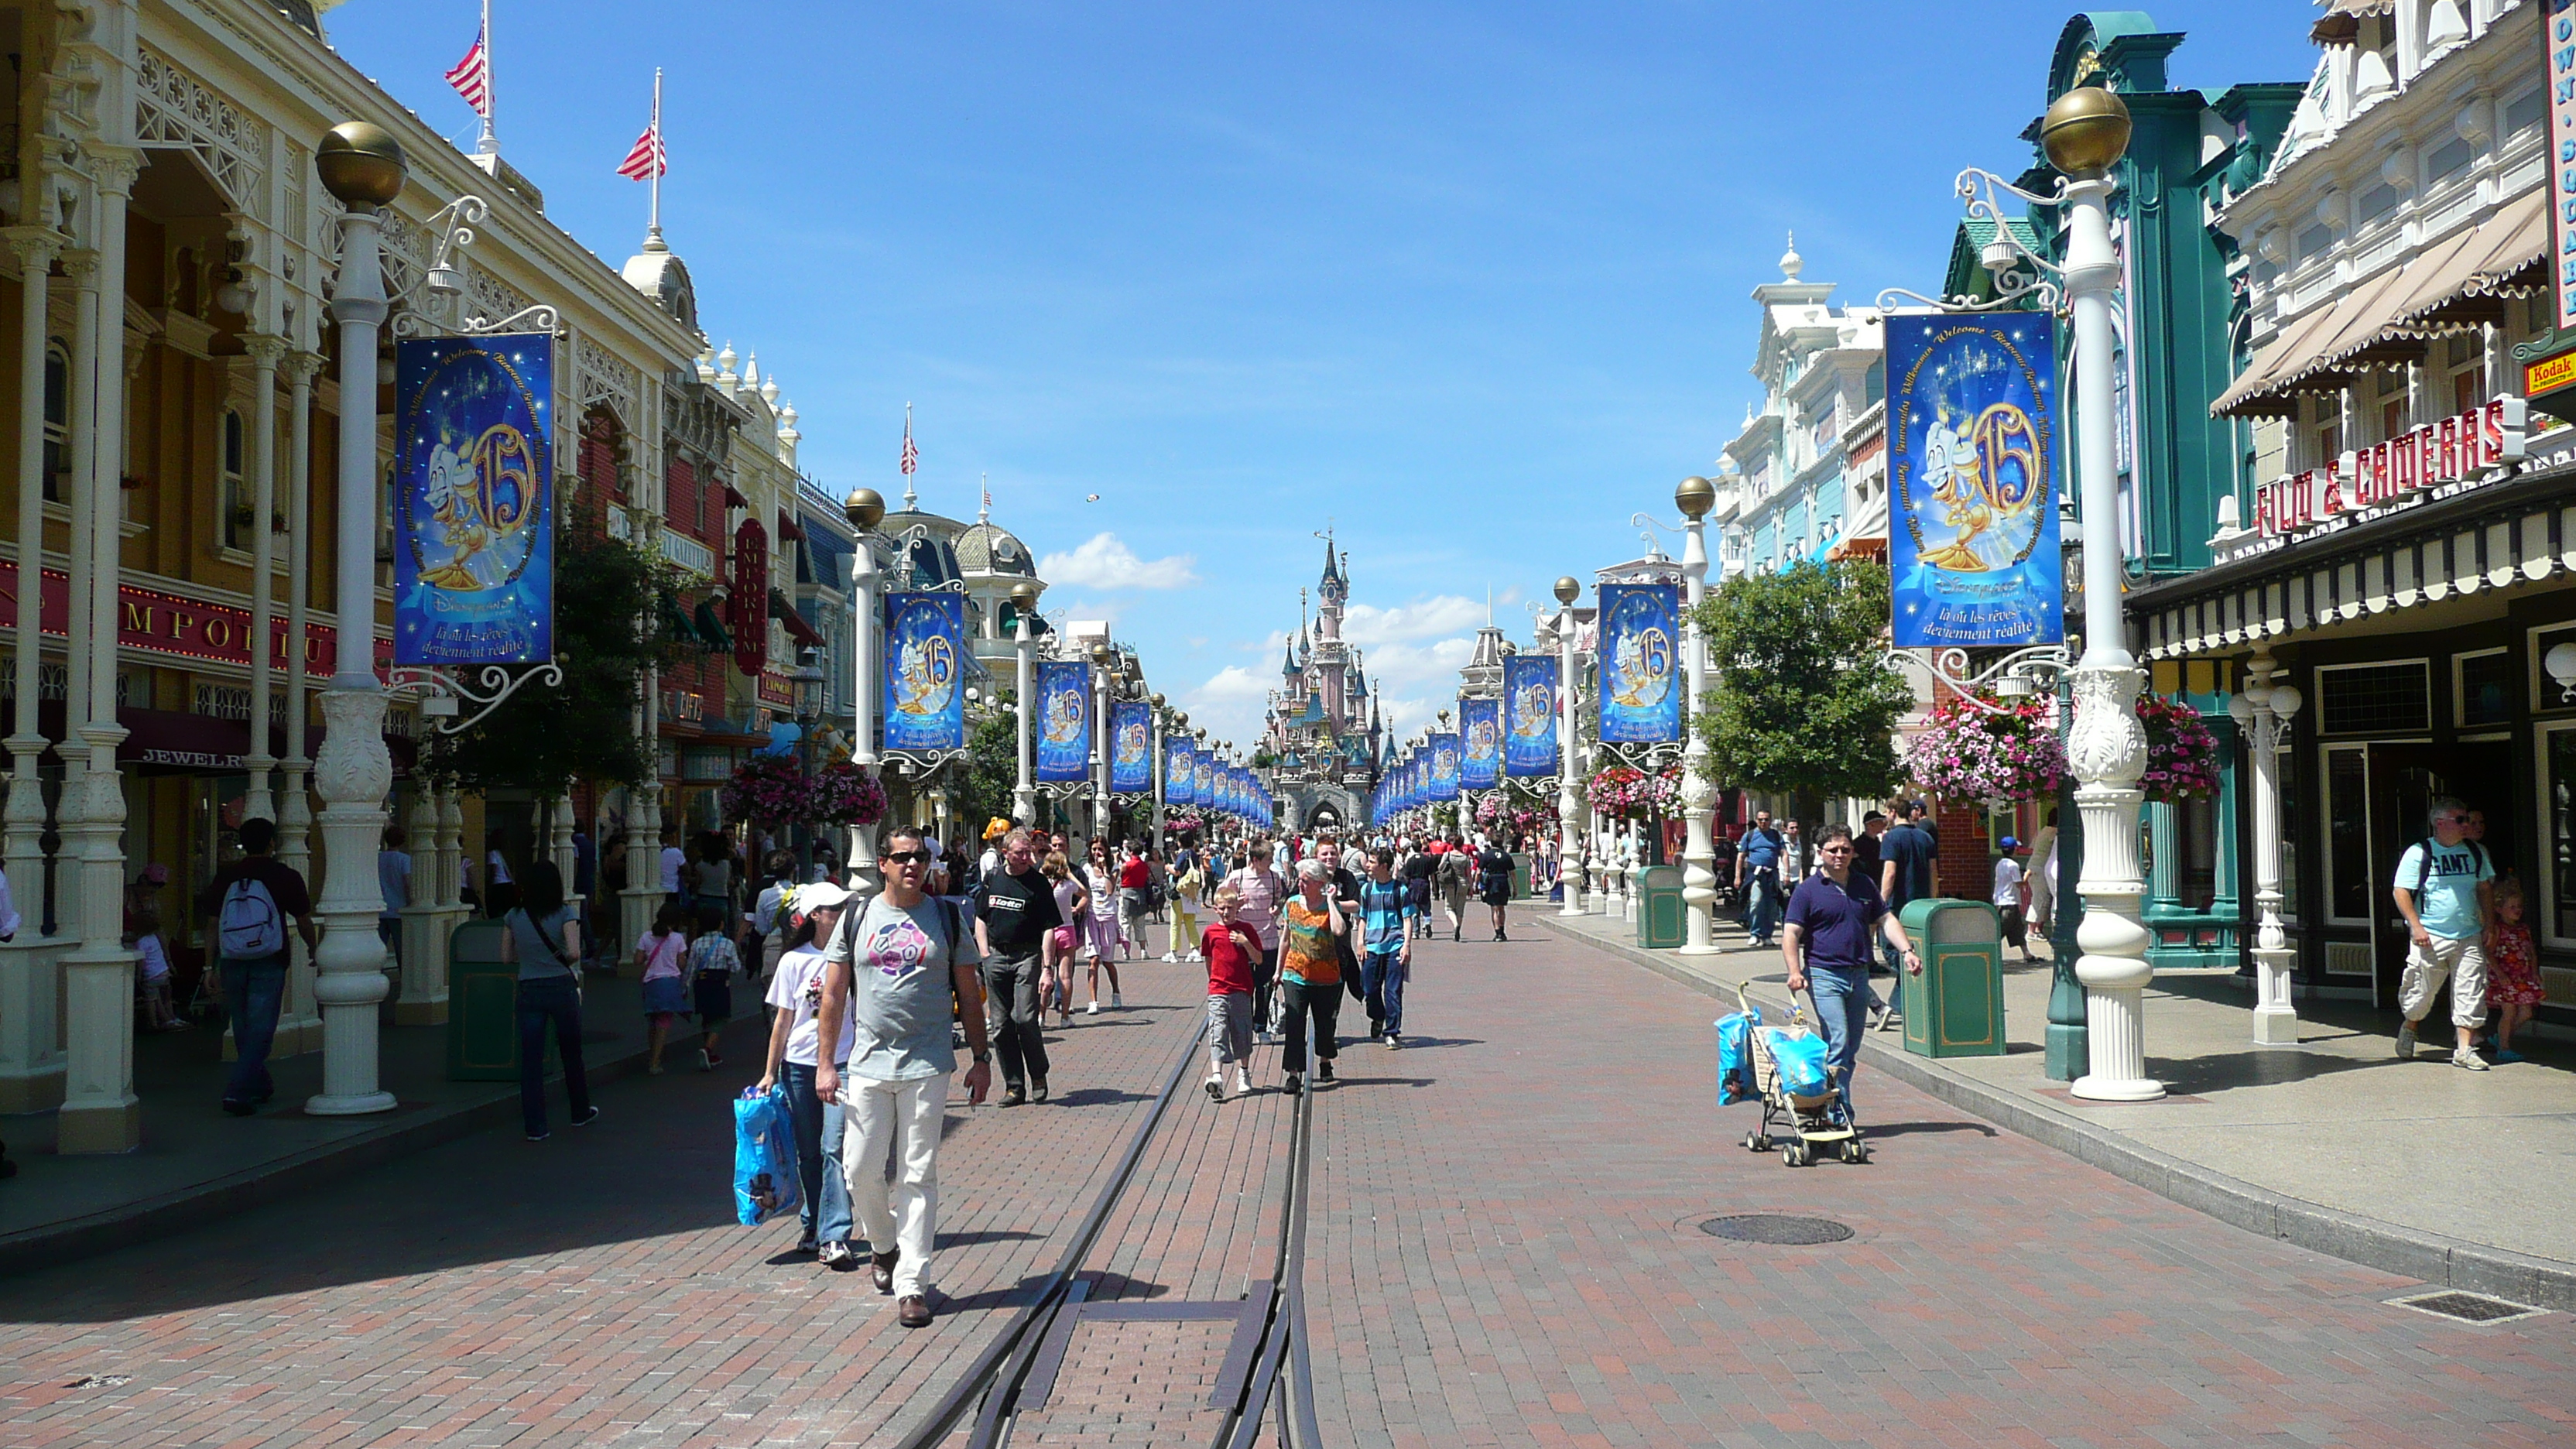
left=897, top=1294, right=932, bottom=1328
left=872, top=1250, right=898, bottom=1294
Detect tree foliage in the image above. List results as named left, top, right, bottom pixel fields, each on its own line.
left=1691, top=560, right=1911, bottom=805
left=423, top=526, right=691, bottom=798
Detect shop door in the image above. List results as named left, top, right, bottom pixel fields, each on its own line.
left=2365, top=742, right=2510, bottom=1009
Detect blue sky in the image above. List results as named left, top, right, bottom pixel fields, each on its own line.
left=321, top=1, right=2320, bottom=752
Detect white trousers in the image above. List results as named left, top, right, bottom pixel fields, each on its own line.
left=841, top=1073, right=948, bottom=1297
left=2399, top=932, right=2489, bottom=1030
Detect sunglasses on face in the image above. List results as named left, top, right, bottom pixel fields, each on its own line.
left=883, top=850, right=932, bottom=865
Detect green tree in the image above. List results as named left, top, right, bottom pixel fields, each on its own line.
left=1691, top=560, right=1910, bottom=807
left=423, top=525, right=691, bottom=797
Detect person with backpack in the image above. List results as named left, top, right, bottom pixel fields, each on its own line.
left=2393, top=796, right=2498, bottom=1070
left=195, top=817, right=319, bottom=1117
left=495, top=861, right=597, bottom=1141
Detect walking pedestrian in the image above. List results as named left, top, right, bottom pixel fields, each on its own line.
left=1359, top=847, right=1410, bottom=1048
left=495, top=861, right=597, bottom=1141
left=2392, top=796, right=2496, bottom=1070
left=197, top=817, right=320, bottom=1117
left=1780, top=825, right=1921, bottom=1120
left=1222, top=838, right=1286, bottom=1040
left=975, top=827, right=1065, bottom=1107
left=635, top=902, right=689, bottom=1074
left=1201, top=885, right=1259, bottom=1101
left=756, top=882, right=858, bottom=1265
left=1736, top=809, right=1785, bottom=947
left=814, top=827, right=992, bottom=1329
left=1475, top=834, right=1515, bottom=941
left=1276, top=858, right=1349, bottom=1096
left=686, top=904, right=742, bottom=1070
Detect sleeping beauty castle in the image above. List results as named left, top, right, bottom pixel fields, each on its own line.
left=1257, top=534, right=1385, bottom=834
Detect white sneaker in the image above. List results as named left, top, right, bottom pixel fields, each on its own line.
left=1087, top=1000, right=1101, bottom=1016
left=1112, top=991, right=1124, bottom=1009
left=1205, top=1073, right=1226, bottom=1102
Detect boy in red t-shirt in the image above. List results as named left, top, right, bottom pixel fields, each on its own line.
left=1202, top=886, right=1259, bottom=1101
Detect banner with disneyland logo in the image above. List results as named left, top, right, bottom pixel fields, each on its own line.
left=1596, top=582, right=1681, bottom=744
left=392, top=334, right=555, bottom=666
left=882, top=592, right=965, bottom=752
left=1887, top=311, right=2062, bottom=648
left=1034, top=660, right=1091, bottom=783
left=1503, top=654, right=1557, bottom=776
left=1110, top=701, right=1153, bottom=793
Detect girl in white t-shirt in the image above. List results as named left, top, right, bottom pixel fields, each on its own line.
left=754, top=885, right=858, bottom=1262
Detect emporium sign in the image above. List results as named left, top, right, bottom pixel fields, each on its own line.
left=2254, top=397, right=2526, bottom=540
left=0, top=560, right=391, bottom=676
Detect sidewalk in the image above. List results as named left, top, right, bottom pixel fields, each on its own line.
left=0, top=972, right=766, bottom=1276
left=1538, top=902, right=2576, bottom=1311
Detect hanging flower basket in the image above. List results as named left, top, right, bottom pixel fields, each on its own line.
left=718, top=755, right=810, bottom=829
left=2137, top=693, right=2221, bottom=803
left=809, top=761, right=890, bottom=828
left=1903, top=694, right=2066, bottom=806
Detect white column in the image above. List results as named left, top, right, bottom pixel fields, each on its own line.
left=278, top=350, right=320, bottom=1053
left=1557, top=602, right=1584, bottom=918
left=305, top=198, right=396, bottom=1116
left=0, top=225, right=63, bottom=1113
left=2063, top=165, right=2162, bottom=1103
left=58, top=154, right=141, bottom=1155
left=2236, top=650, right=2302, bottom=1046
left=1678, top=508, right=1718, bottom=954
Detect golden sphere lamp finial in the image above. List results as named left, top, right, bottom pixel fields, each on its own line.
left=2040, top=85, right=2132, bottom=178
left=315, top=122, right=407, bottom=207
left=1676, top=475, right=1716, bottom=520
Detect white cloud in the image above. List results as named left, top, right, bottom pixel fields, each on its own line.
left=1038, top=532, right=1200, bottom=591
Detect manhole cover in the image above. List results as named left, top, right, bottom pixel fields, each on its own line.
left=2386, top=1290, right=2548, bottom=1324
left=1697, top=1214, right=1852, bottom=1245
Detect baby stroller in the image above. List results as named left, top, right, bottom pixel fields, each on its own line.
left=1718, top=984, right=1866, bottom=1168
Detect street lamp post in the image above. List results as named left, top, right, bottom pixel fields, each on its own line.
left=2045, top=87, right=2162, bottom=1102
left=844, top=488, right=886, bottom=903
left=1553, top=577, right=1585, bottom=919
left=1010, top=582, right=1038, bottom=825
left=303, top=124, right=411, bottom=1116
left=1676, top=475, right=1720, bottom=954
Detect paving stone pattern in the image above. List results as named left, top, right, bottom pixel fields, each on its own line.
left=1300, top=919, right=2576, bottom=1447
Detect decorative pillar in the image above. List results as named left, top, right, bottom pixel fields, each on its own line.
left=0, top=224, right=63, bottom=1113
left=396, top=790, right=447, bottom=1025
left=1553, top=577, right=1584, bottom=918
left=842, top=490, right=885, bottom=902
left=278, top=350, right=320, bottom=1053
left=2050, top=91, right=2162, bottom=1102
left=2235, top=649, right=2302, bottom=1046
left=58, top=152, right=142, bottom=1154
left=303, top=124, right=407, bottom=1117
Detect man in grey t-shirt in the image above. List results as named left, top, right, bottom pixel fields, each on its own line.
left=817, top=827, right=991, bottom=1327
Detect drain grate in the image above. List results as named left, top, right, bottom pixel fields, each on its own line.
left=2386, top=1290, right=2549, bottom=1325
left=1697, top=1214, right=1853, bottom=1245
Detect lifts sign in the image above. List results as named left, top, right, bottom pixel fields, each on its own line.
left=2255, top=397, right=2526, bottom=540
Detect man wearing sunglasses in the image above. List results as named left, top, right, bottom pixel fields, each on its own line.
left=816, top=827, right=990, bottom=1329
left=973, top=826, right=1065, bottom=1104
left=1781, top=824, right=1920, bottom=1118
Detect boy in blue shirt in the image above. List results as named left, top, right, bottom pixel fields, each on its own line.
left=1359, top=847, right=1412, bottom=1048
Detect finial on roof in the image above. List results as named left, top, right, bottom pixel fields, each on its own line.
left=1780, top=231, right=1803, bottom=280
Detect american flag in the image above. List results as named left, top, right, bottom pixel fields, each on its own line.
left=900, top=406, right=917, bottom=475
left=445, top=23, right=492, bottom=118
left=616, top=113, right=666, bottom=180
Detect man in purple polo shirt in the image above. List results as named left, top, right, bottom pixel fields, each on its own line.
left=1782, top=824, right=1921, bottom=1117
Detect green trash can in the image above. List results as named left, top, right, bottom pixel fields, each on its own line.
left=1896, top=899, right=2005, bottom=1057
left=447, top=920, right=522, bottom=1081
left=1634, top=865, right=1684, bottom=949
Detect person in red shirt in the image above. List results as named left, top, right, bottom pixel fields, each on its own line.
left=1201, top=884, right=1259, bottom=1101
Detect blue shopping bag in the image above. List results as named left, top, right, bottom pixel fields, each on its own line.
left=1761, top=1026, right=1832, bottom=1100
left=732, top=1085, right=803, bottom=1227
left=1714, top=1012, right=1761, bottom=1106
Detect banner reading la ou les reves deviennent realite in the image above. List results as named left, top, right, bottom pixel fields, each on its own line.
left=393, top=333, right=554, bottom=666
left=1886, top=311, right=2063, bottom=649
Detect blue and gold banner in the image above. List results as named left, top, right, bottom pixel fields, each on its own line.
left=1503, top=654, right=1557, bottom=776
left=1458, top=696, right=1501, bottom=790
left=1430, top=732, right=1461, bottom=801
left=392, top=333, right=554, bottom=665
left=1597, top=583, right=1682, bottom=744
left=1110, top=701, right=1152, bottom=793
left=1034, top=660, right=1091, bottom=783
left=882, top=593, right=965, bottom=752
left=1887, top=312, right=2062, bottom=648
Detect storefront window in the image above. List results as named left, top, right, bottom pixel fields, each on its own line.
left=2326, top=747, right=2370, bottom=924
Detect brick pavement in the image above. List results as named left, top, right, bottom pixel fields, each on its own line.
left=1301, top=919, right=2576, bottom=1448
left=0, top=937, right=1214, bottom=1449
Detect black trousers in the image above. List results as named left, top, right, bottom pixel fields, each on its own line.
left=1279, top=978, right=1342, bottom=1075
left=981, top=950, right=1051, bottom=1089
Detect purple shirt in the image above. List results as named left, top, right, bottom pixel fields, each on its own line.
left=1784, top=869, right=1886, bottom=971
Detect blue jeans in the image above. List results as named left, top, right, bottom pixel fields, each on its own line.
left=783, top=1060, right=856, bottom=1249
left=221, top=953, right=290, bottom=1106
left=1745, top=872, right=1783, bottom=941
left=1801, top=963, right=1872, bottom=1115
left=1362, top=947, right=1406, bottom=1036
left=515, top=975, right=592, bottom=1136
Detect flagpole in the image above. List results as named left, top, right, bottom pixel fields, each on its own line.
left=648, top=68, right=663, bottom=242
left=478, top=0, right=496, bottom=156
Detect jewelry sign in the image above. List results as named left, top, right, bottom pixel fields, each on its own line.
left=882, top=592, right=964, bottom=752
left=1596, top=583, right=1681, bottom=743
left=392, top=333, right=554, bottom=666
left=1886, top=312, right=2062, bottom=648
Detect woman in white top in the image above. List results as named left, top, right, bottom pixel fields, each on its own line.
left=755, top=882, right=858, bottom=1263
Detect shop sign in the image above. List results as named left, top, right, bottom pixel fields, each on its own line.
left=2255, top=397, right=2526, bottom=540
left=0, top=559, right=389, bottom=676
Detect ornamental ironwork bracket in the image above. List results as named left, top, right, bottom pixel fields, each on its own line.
left=1878, top=645, right=2071, bottom=717
left=385, top=659, right=566, bottom=735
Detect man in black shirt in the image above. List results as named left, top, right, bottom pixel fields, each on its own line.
left=971, top=827, right=1064, bottom=1105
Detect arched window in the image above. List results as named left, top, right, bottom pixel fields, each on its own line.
left=221, top=409, right=248, bottom=551
left=42, top=343, right=67, bottom=502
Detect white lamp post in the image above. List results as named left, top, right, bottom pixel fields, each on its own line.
left=1553, top=576, right=1585, bottom=918
left=1676, top=475, right=1719, bottom=954
left=305, top=123, right=406, bottom=1117
left=844, top=487, right=886, bottom=902
left=2044, top=88, right=2163, bottom=1102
